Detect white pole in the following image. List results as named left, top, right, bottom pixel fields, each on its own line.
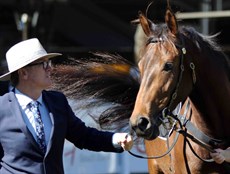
left=176, top=10, right=230, bottom=19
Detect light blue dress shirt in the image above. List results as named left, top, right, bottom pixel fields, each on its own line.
left=14, top=88, right=52, bottom=146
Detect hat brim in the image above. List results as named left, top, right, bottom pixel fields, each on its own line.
left=0, top=53, right=61, bottom=81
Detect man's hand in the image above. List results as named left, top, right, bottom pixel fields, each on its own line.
left=210, top=148, right=230, bottom=164
left=116, top=133, right=133, bottom=151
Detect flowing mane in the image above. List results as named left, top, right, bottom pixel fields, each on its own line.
left=51, top=53, right=139, bottom=131
left=181, top=27, right=230, bottom=79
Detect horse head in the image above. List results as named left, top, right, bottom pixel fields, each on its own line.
left=130, top=8, right=195, bottom=140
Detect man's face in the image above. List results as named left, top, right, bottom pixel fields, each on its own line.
left=22, top=59, right=53, bottom=90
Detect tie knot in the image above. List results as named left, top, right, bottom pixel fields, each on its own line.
left=29, top=101, right=39, bottom=108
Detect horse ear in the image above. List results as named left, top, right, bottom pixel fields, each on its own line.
left=138, top=11, right=152, bottom=36
left=165, top=8, right=178, bottom=35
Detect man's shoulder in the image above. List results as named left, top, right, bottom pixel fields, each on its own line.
left=43, top=90, right=65, bottom=97
left=0, top=91, right=14, bottom=98
left=0, top=92, right=15, bottom=104
left=42, top=90, right=69, bottom=108
left=42, top=90, right=68, bottom=103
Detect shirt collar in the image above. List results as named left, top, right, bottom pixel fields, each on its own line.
left=15, top=88, right=43, bottom=107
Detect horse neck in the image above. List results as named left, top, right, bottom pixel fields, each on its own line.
left=188, top=48, right=230, bottom=137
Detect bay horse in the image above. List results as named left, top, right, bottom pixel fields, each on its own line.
left=51, top=6, right=230, bottom=174
left=128, top=6, right=230, bottom=174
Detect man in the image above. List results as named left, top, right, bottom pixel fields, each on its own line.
left=0, top=38, right=133, bottom=174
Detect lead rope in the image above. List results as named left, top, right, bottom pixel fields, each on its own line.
left=167, top=100, right=215, bottom=162
left=127, top=101, right=189, bottom=159
left=128, top=131, right=180, bottom=159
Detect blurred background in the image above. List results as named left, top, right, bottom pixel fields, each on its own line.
left=0, top=0, right=230, bottom=173
left=1, top=0, right=230, bottom=68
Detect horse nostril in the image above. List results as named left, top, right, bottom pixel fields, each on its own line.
left=137, top=117, right=150, bottom=132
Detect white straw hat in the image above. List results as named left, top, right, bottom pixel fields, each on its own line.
left=0, top=38, right=62, bottom=81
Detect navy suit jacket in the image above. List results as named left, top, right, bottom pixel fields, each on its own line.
left=0, top=90, right=122, bottom=174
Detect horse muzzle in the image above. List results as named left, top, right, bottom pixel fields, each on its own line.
left=129, top=115, right=160, bottom=140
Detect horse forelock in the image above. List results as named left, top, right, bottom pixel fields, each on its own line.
left=147, top=23, right=176, bottom=42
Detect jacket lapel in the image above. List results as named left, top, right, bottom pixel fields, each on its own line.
left=8, top=92, right=39, bottom=149
left=42, top=92, right=55, bottom=153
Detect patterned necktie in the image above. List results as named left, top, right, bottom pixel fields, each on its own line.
left=28, top=101, right=46, bottom=154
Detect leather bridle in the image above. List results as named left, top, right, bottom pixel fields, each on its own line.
left=128, top=35, right=226, bottom=162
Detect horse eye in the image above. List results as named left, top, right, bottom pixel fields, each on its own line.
left=163, top=62, right=173, bottom=71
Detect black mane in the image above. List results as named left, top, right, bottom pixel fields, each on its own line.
left=51, top=53, right=139, bottom=131
left=180, top=27, right=230, bottom=80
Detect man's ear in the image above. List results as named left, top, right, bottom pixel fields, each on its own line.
left=18, top=68, right=29, bottom=80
